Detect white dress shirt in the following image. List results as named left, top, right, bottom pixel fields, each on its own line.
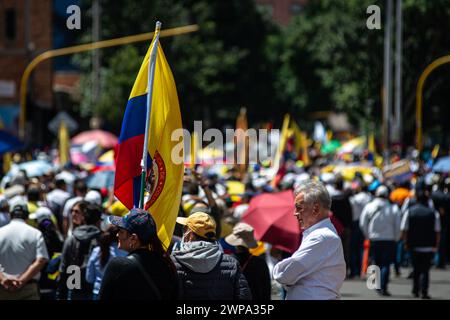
left=0, top=219, right=49, bottom=279
left=272, top=218, right=346, bottom=300
left=359, top=198, right=402, bottom=241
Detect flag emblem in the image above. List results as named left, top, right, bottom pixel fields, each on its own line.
left=145, top=151, right=166, bottom=209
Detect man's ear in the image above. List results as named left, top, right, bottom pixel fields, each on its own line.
left=313, top=203, right=320, bottom=215
left=130, top=233, right=139, bottom=243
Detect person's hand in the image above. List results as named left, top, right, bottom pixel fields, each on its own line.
left=193, top=170, right=208, bottom=188
left=12, top=278, right=24, bottom=291
left=1, top=277, right=22, bottom=291
left=1, top=278, right=14, bottom=290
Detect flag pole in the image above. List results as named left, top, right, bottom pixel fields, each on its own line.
left=272, top=114, right=290, bottom=173
left=139, top=21, right=161, bottom=209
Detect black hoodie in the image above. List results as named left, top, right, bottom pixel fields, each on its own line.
left=57, top=225, right=101, bottom=300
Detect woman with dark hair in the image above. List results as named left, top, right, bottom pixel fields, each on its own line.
left=86, top=225, right=126, bottom=300
left=99, top=209, right=178, bottom=300
left=56, top=201, right=102, bottom=300
left=70, top=200, right=89, bottom=230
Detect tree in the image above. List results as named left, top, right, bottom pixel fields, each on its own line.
left=401, top=0, right=450, bottom=147
left=277, top=0, right=383, bottom=132
left=278, top=0, right=450, bottom=147
left=72, top=0, right=450, bottom=148
left=72, top=0, right=187, bottom=132
left=72, top=0, right=280, bottom=133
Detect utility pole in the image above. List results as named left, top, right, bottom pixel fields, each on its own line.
left=23, top=0, right=31, bottom=142
left=394, top=0, right=403, bottom=148
left=92, top=0, right=101, bottom=105
left=382, top=0, right=393, bottom=160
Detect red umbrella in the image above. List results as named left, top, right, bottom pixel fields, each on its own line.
left=242, top=190, right=345, bottom=254
left=71, top=130, right=118, bottom=149
left=242, top=190, right=300, bottom=253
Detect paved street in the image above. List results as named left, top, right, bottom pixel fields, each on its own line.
left=271, top=266, right=450, bottom=300
left=341, top=266, right=450, bottom=300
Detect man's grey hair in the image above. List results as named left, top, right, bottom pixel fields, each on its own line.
left=294, top=180, right=331, bottom=210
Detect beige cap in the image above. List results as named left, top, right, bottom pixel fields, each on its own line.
left=225, top=222, right=258, bottom=249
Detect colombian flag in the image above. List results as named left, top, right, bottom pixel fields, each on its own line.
left=114, top=32, right=184, bottom=248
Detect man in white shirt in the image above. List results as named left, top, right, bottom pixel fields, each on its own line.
left=273, top=180, right=346, bottom=300
left=46, top=179, right=71, bottom=215
left=0, top=203, right=49, bottom=300
left=360, top=185, right=402, bottom=296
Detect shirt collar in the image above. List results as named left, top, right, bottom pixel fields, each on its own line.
left=303, top=217, right=331, bottom=237
left=374, top=197, right=388, bottom=204
left=11, top=218, right=27, bottom=224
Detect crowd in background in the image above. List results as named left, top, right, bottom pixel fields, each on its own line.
left=0, top=145, right=449, bottom=300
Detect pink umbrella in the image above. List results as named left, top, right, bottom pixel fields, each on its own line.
left=242, top=190, right=344, bottom=254
left=242, top=190, right=300, bottom=253
left=71, top=130, right=118, bottom=149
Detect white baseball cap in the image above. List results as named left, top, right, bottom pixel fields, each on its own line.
left=320, top=173, right=336, bottom=185
left=375, top=185, right=389, bottom=198
left=85, top=190, right=102, bottom=206
left=29, top=207, right=53, bottom=223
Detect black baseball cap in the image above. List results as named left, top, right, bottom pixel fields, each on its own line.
left=11, top=203, right=29, bottom=215
left=108, top=208, right=157, bottom=244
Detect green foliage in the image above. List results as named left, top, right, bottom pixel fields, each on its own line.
left=276, top=0, right=383, bottom=129
left=72, top=0, right=450, bottom=144
left=275, top=0, right=450, bottom=145
left=73, top=0, right=280, bottom=131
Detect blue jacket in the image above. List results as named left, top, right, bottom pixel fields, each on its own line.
left=86, top=243, right=127, bottom=295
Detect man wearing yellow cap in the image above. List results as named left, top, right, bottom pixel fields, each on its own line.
left=171, top=211, right=252, bottom=300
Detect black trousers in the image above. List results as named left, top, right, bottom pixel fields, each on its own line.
left=370, top=240, right=396, bottom=292
left=411, top=251, right=434, bottom=295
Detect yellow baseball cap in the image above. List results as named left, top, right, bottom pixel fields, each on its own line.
left=176, top=212, right=217, bottom=240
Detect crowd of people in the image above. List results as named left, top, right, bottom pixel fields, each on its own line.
left=0, top=146, right=448, bottom=300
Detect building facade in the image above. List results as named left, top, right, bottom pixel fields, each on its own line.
left=0, top=0, right=53, bottom=137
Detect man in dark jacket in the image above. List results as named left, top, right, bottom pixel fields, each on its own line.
left=172, top=212, right=252, bottom=300
left=225, top=222, right=271, bottom=300
left=401, top=189, right=441, bottom=299
left=330, top=178, right=353, bottom=274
